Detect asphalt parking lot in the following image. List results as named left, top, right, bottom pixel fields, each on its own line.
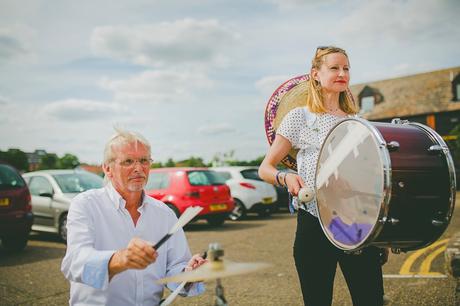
left=1, top=203, right=459, bottom=306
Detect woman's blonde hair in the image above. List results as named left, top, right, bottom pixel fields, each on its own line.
left=306, top=46, right=358, bottom=114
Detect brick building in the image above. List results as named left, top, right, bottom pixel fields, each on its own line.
left=350, top=66, right=460, bottom=138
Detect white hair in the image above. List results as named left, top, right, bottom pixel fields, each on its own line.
left=103, top=127, right=151, bottom=165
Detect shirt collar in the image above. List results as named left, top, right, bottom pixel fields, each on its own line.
left=105, top=183, right=148, bottom=211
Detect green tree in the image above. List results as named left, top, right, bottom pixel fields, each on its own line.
left=165, top=158, right=176, bottom=167
left=58, top=153, right=80, bottom=169
left=0, top=149, right=29, bottom=172
left=39, top=153, right=59, bottom=170
left=180, top=156, right=206, bottom=167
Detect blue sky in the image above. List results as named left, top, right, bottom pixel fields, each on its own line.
left=0, top=0, right=459, bottom=164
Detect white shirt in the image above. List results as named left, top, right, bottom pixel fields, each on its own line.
left=277, top=107, right=350, bottom=216
left=61, top=183, right=204, bottom=306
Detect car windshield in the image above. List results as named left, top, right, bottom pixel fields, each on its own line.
left=187, top=170, right=227, bottom=186
left=0, top=164, right=25, bottom=190
left=240, top=169, right=263, bottom=181
left=52, top=172, right=103, bottom=193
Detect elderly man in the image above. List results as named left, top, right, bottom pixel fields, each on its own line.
left=61, top=128, right=205, bottom=305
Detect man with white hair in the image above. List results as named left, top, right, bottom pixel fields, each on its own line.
left=61, top=128, right=205, bottom=305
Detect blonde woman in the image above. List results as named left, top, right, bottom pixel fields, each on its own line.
left=259, top=46, right=386, bottom=306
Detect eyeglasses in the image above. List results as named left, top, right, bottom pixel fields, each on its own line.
left=115, top=157, right=153, bottom=167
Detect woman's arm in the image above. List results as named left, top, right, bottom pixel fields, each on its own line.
left=259, top=135, right=305, bottom=196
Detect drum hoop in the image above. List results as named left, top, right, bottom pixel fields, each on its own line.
left=315, top=117, right=392, bottom=251
left=406, top=122, right=457, bottom=248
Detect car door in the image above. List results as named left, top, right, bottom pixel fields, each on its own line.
left=27, top=175, right=55, bottom=227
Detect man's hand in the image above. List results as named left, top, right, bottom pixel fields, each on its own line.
left=184, top=253, right=208, bottom=272
left=109, top=237, right=158, bottom=279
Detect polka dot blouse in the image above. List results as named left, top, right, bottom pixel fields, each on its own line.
left=277, top=107, right=353, bottom=217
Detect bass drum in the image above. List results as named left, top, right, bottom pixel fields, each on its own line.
left=316, top=118, right=456, bottom=252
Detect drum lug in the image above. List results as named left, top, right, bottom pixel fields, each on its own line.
left=386, top=141, right=400, bottom=152
left=428, top=145, right=443, bottom=154
left=391, top=118, right=409, bottom=125
left=391, top=248, right=402, bottom=254
left=432, top=219, right=445, bottom=227
left=379, top=217, right=399, bottom=225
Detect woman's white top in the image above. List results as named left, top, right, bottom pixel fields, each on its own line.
left=277, top=107, right=351, bottom=217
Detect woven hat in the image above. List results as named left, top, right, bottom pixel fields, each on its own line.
left=264, top=74, right=355, bottom=170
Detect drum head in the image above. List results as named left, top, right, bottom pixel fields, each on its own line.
left=316, top=119, right=389, bottom=250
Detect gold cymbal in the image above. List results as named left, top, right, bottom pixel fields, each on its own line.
left=156, top=259, right=271, bottom=284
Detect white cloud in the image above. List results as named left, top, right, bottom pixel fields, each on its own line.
left=255, top=74, right=292, bottom=98
left=197, top=123, right=236, bottom=135
left=335, top=0, right=459, bottom=46
left=41, top=99, right=128, bottom=121
left=0, top=24, right=35, bottom=63
left=100, top=69, right=214, bottom=103
left=91, top=18, right=239, bottom=68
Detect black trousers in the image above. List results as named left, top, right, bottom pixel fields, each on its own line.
left=293, top=209, right=384, bottom=306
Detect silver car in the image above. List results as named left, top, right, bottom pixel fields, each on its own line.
left=22, top=169, right=103, bottom=241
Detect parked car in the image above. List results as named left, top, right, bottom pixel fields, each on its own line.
left=0, top=162, right=33, bottom=251
left=145, top=168, right=234, bottom=226
left=211, top=166, right=277, bottom=220
left=22, top=169, right=104, bottom=242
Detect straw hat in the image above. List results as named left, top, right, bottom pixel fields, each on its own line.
left=264, top=74, right=354, bottom=170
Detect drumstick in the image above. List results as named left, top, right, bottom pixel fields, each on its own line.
left=160, top=251, right=208, bottom=306
left=153, top=206, right=203, bottom=250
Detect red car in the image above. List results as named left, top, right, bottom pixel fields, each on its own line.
left=145, top=168, right=234, bottom=226
left=0, top=163, right=33, bottom=251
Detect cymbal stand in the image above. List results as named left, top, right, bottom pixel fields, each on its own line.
left=214, top=278, right=228, bottom=306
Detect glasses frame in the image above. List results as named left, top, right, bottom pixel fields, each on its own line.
left=113, top=157, right=153, bottom=168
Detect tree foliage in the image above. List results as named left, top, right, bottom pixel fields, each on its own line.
left=0, top=149, right=29, bottom=172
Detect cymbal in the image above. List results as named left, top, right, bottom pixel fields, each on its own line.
left=157, top=259, right=271, bottom=284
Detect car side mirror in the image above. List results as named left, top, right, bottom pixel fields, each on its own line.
left=39, top=192, right=53, bottom=198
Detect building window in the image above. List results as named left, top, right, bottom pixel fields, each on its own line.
left=453, top=73, right=460, bottom=101
left=361, top=96, right=375, bottom=113
left=358, top=85, right=383, bottom=113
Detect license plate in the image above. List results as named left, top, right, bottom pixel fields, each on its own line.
left=0, top=198, right=10, bottom=207
left=262, top=197, right=273, bottom=204
left=210, top=204, right=228, bottom=211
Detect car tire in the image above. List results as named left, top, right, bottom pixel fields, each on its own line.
left=2, top=234, right=28, bottom=251
left=257, top=207, right=272, bottom=218
left=207, top=215, right=226, bottom=226
left=166, top=203, right=181, bottom=218
left=229, top=199, right=246, bottom=221
left=59, top=213, right=68, bottom=243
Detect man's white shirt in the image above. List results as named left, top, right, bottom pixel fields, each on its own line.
left=61, top=183, right=204, bottom=305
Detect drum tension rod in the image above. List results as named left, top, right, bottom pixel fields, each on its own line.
left=380, top=217, right=400, bottom=225
left=428, top=145, right=443, bottom=155
left=432, top=219, right=445, bottom=227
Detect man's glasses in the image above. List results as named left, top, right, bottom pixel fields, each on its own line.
left=116, top=157, right=153, bottom=167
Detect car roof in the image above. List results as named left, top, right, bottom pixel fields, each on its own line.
left=23, top=169, right=90, bottom=176
left=149, top=167, right=210, bottom=172
left=211, top=166, right=258, bottom=171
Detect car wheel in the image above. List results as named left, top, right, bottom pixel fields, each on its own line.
left=257, top=207, right=272, bottom=218
left=207, top=215, right=226, bottom=226
left=229, top=199, right=246, bottom=221
left=59, top=213, right=68, bottom=243
left=2, top=234, right=28, bottom=251
left=166, top=203, right=180, bottom=218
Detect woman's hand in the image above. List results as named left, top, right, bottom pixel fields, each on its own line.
left=284, top=173, right=305, bottom=197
